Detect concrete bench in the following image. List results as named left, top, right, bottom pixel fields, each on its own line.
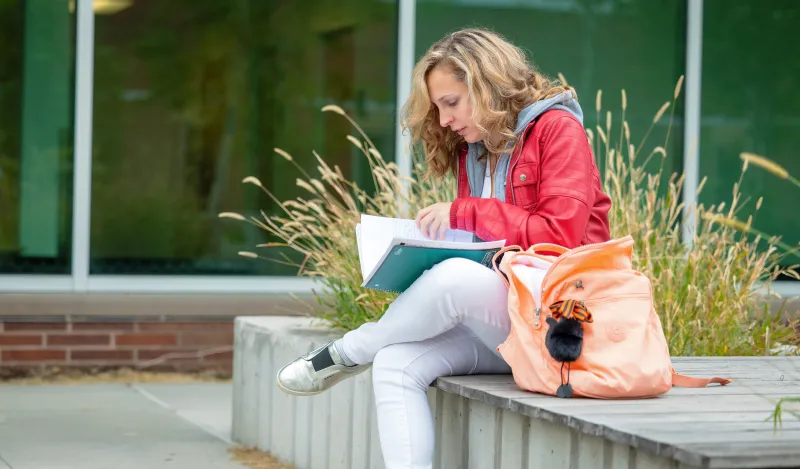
left=231, top=316, right=800, bottom=469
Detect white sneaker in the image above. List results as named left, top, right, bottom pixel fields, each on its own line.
left=276, top=341, right=370, bottom=396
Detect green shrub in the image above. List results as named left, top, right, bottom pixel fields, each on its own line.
left=221, top=82, right=798, bottom=356
left=220, top=104, right=452, bottom=331
left=591, top=78, right=798, bottom=356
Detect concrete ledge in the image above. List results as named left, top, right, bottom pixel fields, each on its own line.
left=232, top=316, right=800, bottom=469
left=232, top=316, right=385, bottom=469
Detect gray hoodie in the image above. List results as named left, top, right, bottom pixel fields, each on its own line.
left=464, top=90, right=584, bottom=202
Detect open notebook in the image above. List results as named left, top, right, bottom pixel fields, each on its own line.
left=356, top=214, right=505, bottom=293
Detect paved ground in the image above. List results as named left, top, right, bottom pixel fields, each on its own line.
left=0, top=382, right=246, bottom=469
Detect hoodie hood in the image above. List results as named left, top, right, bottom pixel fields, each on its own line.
left=465, top=90, right=584, bottom=201
left=513, top=89, right=583, bottom=134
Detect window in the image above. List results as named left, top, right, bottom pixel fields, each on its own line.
left=415, top=0, right=687, bottom=177
left=699, top=1, right=800, bottom=268
left=0, top=0, right=76, bottom=274
left=89, top=0, right=398, bottom=275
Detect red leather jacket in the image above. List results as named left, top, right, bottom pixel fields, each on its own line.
left=449, top=110, right=612, bottom=250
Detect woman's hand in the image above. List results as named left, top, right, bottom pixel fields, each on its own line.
left=415, top=202, right=453, bottom=240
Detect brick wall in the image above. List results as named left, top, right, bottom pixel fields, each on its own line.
left=0, top=318, right=234, bottom=375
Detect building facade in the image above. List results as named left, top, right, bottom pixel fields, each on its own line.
left=2, top=0, right=798, bottom=295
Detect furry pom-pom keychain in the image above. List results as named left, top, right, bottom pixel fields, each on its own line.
left=545, top=316, right=584, bottom=363
left=545, top=299, right=593, bottom=398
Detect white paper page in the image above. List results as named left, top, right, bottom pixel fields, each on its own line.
left=355, top=223, right=365, bottom=279
left=390, top=218, right=474, bottom=243
left=357, top=214, right=505, bottom=282
left=358, top=215, right=397, bottom=278
left=361, top=214, right=473, bottom=244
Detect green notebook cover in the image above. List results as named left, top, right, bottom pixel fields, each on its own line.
left=361, top=241, right=503, bottom=294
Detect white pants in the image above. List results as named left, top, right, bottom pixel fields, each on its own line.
left=340, top=258, right=512, bottom=469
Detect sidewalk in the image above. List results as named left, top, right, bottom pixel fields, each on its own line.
left=0, top=382, right=249, bottom=469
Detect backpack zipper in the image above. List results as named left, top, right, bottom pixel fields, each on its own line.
left=540, top=238, right=632, bottom=296
left=511, top=237, right=633, bottom=328
left=508, top=256, right=544, bottom=328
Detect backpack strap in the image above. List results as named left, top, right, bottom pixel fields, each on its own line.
left=492, top=245, right=522, bottom=288
left=671, top=371, right=733, bottom=388
left=529, top=243, right=569, bottom=255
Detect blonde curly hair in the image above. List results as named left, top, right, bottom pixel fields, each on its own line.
left=401, top=28, right=575, bottom=179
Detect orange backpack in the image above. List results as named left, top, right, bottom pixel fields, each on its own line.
left=493, top=235, right=731, bottom=399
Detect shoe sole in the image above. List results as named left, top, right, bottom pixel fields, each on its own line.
left=275, top=363, right=371, bottom=397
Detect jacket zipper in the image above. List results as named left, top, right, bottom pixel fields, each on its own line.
left=509, top=131, right=527, bottom=205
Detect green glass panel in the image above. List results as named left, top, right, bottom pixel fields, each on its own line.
left=699, top=1, right=800, bottom=271
left=0, top=0, right=75, bottom=274
left=415, top=0, right=687, bottom=180
left=89, top=0, right=398, bottom=275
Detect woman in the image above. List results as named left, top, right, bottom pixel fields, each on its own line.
left=277, top=28, right=611, bottom=468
